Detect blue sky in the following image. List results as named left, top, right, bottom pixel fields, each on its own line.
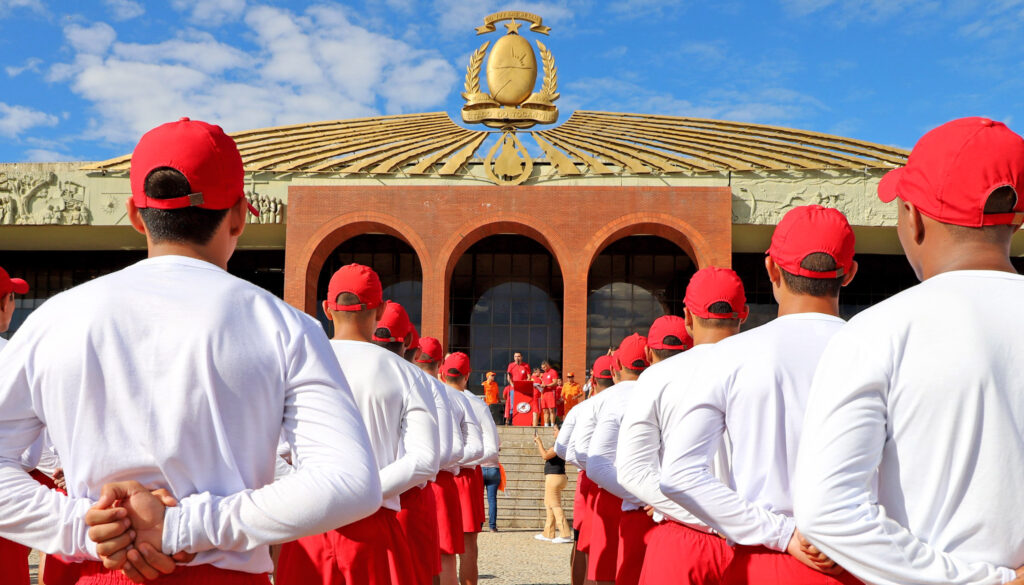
left=0, top=0, right=1021, bottom=163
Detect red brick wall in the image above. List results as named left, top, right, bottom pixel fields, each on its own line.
left=285, top=185, right=732, bottom=377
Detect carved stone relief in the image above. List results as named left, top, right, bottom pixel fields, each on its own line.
left=0, top=170, right=92, bottom=225
left=731, top=171, right=896, bottom=227
left=247, top=192, right=285, bottom=225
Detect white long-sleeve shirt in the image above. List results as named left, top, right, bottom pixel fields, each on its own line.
left=660, top=313, right=844, bottom=551
left=585, top=381, right=642, bottom=509
left=795, top=271, right=1024, bottom=585
left=618, top=345, right=726, bottom=527
left=0, top=256, right=382, bottom=573
left=571, top=389, right=614, bottom=471
left=330, top=340, right=439, bottom=510
left=554, top=404, right=580, bottom=465
left=462, top=391, right=500, bottom=468
left=422, top=374, right=454, bottom=477
left=445, top=385, right=483, bottom=471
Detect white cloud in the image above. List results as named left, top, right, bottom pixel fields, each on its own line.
left=6, top=57, right=42, bottom=77
left=50, top=6, right=459, bottom=144
left=0, top=103, right=59, bottom=138
left=0, top=0, right=43, bottom=14
left=171, top=0, right=245, bottom=26
left=104, top=0, right=144, bottom=21
left=432, top=0, right=575, bottom=35
left=22, top=149, right=80, bottom=162
left=64, top=22, right=117, bottom=55
left=780, top=0, right=941, bottom=23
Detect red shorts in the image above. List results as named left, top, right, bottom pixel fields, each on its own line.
left=277, top=507, right=416, bottom=585
left=572, top=471, right=587, bottom=531
left=473, top=467, right=485, bottom=526
left=431, top=471, right=465, bottom=555
left=639, top=521, right=733, bottom=585
left=722, top=545, right=863, bottom=585
left=78, top=563, right=269, bottom=584
left=586, top=488, right=623, bottom=582
left=616, top=509, right=657, bottom=585
left=576, top=472, right=599, bottom=553
left=454, top=467, right=482, bottom=534
left=0, top=536, right=29, bottom=585
left=25, top=470, right=80, bottom=585
left=541, top=391, right=556, bottom=409
left=398, top=484, right=441, bottom=583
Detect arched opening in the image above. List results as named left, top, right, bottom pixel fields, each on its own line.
left=586, top=235, right=695, bottom=370
left=315, top=234, right=423, bottom=335
left=449, top=235, right=563, bottom=387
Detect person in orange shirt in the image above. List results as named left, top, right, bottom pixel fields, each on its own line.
left=482, top=371, right=499, bottom=405
left=561, top=373, right=584, bottom=414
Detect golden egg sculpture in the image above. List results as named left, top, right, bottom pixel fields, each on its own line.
left=485, top=34, right=537, bottom=107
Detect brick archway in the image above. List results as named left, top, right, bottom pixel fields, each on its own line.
left=288, top=211, right=431, bottom=315
left=582, top=212, right=725, bottom=273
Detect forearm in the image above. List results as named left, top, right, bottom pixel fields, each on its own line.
left=0, top=461, right=97, bottom=559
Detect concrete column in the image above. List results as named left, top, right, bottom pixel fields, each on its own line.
left=561, top=265, right=589, bottom=383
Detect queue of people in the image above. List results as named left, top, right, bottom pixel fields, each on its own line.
left=0, top=114, right=1023, bottom=585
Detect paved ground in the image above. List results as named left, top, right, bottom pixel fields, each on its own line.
left=30, top=530, right=572, bottom=585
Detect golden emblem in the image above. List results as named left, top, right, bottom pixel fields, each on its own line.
left=462, top=11, right=560, bottom=185
left=461, top=11, right=559, bottom=130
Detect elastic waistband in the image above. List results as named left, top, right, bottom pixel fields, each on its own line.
left=665, top=518, right=719, bottom=537
left=78, top=562, right=269, bottom=584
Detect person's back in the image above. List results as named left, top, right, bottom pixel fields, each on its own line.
left=0, top=119, right=381, bottom=579
left=796, top=117, right=1024, bottom=585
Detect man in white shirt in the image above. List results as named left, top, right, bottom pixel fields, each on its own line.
left=431, top=348, right=483, bottom=585
left=441, top=352, right=496, bottom=585
left=0, top=266, right=35, bottom=585
left=660, top=206, right=860, bottom=585
left=401, top=335, right=455, bottom=585
left=1, top=118, right=382, bottom=583
left=617, top=273, right=743, bottom=585
left=553, top=354, right=614, bottom=585
left=795, top=117, right=1024, bottom=585
left=585, top=333, right=651, bottom=585
left=276, top=267, right=439, bottom=585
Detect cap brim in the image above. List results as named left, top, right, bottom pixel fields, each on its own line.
left=10, top=278, right=28, bottom=294
left=878, top=167, right=904, bottom=203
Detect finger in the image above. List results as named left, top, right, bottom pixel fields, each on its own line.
left=126, top=547, right=162, bottom=580
left=85, top=506, right=127, bottom=528
left=150, top=488, right=179, bottom=508
left=121, top=561, right=147, bottom=584
left=100, top=548, right=128, bottom=571
left=94, top=526, right=134, bottom=556
left=137, top=541, right=177, bottom=575
left=172, top=551, right=197, bottom=563
left=96, top=481, right=144, bottom=509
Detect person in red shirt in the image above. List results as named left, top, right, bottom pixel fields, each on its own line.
left=540, top=360, right=560, bottom=427
left=506, top=352, right=532, bottom=424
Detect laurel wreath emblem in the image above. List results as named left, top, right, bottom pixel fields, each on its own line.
left=536, top=40, right=559, bottom=102
left=464, top=41, right=490, bottom=95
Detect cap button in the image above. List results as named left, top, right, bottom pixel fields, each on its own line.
left=179, top=117, right=190, bottom=122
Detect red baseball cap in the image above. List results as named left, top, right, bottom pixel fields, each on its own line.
left=592, top=355, right=616, bottom=379
left=442, top=352, right=471, bottom=378
left=684, top=267, right=748, bottom=320
left=416, top=336, right=443, bottom=363
left=130, top=117, right=258, bottom=215
left=0, top=267, right=28, bottom=296
left=768, top=205, right=855, bottom=278
left=326, top=264, right=383, bottom=311
left=878, top=117, right=1024, bottom=227
left=647, top=315, right=692, bottom=350
left=615, top=333, right=650, bottom=371
left=373, top=301, right=412, bottom=342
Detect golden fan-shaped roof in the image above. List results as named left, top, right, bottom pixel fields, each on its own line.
left=82, top=111, right=908, bottom=180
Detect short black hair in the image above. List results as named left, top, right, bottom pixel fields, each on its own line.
left=373, top=333, right=405, bottom=356
left=779, top=252, right=844, bottom=298
left=595, top=377, right=614, bottom=389
left=651, top=346, right=684, bottom=361
left=947, top=186, right=1019, bottom=243
left=138, top=168, right=229, bottom=245
left=693, top=301, right=741, bottom=329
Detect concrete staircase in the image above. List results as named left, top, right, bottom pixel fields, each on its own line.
left=495, top=426, right=578, bottom=530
